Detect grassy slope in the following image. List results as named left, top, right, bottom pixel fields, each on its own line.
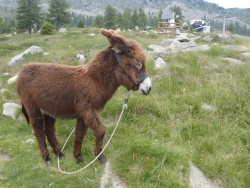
left=0, top=28, right=249, bottom=188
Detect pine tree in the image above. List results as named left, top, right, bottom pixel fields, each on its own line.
left=77, top=20, right=85, bottom=28
left=138, top=8, right=147, bottom=29
left=93, top=15, right=104, bottom=28
left=47, top=0, right=71, bottom=31
left=116, top=12, right=124, bottom=29
left=0, top=17, right=4, bottom=34
left=132, top=9, right=139, bottom=28
left=171, top=5, right=184, bottom=23
left=227, top=23, right=235, bottom=34
left=16, top=0, right=42, bottom=34
left=104, top=5, right=117, bottom=29
left=123, top=8, right=132, bottom=29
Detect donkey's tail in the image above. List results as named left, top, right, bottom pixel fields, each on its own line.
left=22, top=103, right=30, bottom=124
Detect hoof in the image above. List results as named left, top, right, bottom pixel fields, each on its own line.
left=45, top=156, right=51, bottom=166
left=58, top=152, right=65, bottom=160
left=77, top=158, right=83, bottom=164
left=98, top=154, right=107, bottom=164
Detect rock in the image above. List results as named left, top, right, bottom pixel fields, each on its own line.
left=4, top=34, right=13, bottom=38
left=175, top=34, right=190, bottom=42
left=215, top=34, right=234, bottom=42
left=0, top=88, right=7, bottom=94
left=242, top=52, right=250, bottom=58
left=170, top=40, right=197, bottom=51
left=2, top=102, right=21, bottom=120
left=76, top=54, right=86, bottom=64
left=189, top=163, right=221, bottom=188
left=181, top=45, right=210, bottom=52
left=43, top=52, right=49, bottom=56
left=3, top=72, right=10, bottom=76
left=221, top=45, right=249, bottom=51
left=202, top=35, right=214, bottom=42
left=148, top=44, right=168, bottom=57
left=222, top=58, right=245, bottom=66
left=149, top=30, right=158, bottom=36
left=7, top=74, right=19, bottom=85
left=59, top=28, right=67, bottom=33
left=7, top=46, right=43, bottom=66
left=160, top=39, right=175, bottom=47
left=88, top=33, right=96, bottom=37
left=115, top=28, right=122, bottom=33
left=155, top=57, right=167, bottom=69
left=201, top=103, right=216, bottom=112
left=140, top=30, right=149, bottom=35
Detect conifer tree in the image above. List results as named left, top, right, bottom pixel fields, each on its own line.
left=103, top=5, right=117, bottom=29
left=138, top=8, right=147, bottom=29
left=93, top=15, right=104, bottom=28
left=77, top=20, right=85, bottom=28
left=16, top=0, right=42, bottom=34
left=116, top=12, right=124, bottom=29
left=47, top=0, right=71, bottom=31
left=132, top=9, right=139, bottom=28
left=123, top=8, right=132, bottom=29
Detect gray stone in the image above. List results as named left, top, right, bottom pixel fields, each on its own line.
left=148, top=44, right=168, bottom=57
left=2, top=102, right=21, bottom=120
left=181, top=45, right=210, bottom=52
left=242, top=52, right=250, bottom=58
left=88, top=33, right=96, bottom=37
left=155, top=57, right=167, bottom=69
left=7, top=46, right=43, bottom=66
left=201, top=103, right=216, bottom=112
left=222, top=58, right=245, bottom=66
left=189, top=163, right=221, bottom=188
left=7, top=74, right=19, bottom=85
left=76, top=54, right=86, bottom=64
left=221, top=45, right=249, bottom=51
left=160, top=39, right=175, bottom=47
left=59, top=28, right=67, bottom=33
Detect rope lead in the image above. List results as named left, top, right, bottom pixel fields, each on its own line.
left=57, top=92, right=129, bottom=174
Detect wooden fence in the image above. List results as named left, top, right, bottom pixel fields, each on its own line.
left=158, top=22, right=190, bottom=36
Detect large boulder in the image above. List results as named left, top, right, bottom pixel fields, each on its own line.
left=7, top=46, right=43, bottom=66
left=7, top=74, right=19, bottom=85
left=2, top=102, right=21, bottom=120
left=155, top=57, right=168, bottom=69
left=148, top=44, right=168, bottom=57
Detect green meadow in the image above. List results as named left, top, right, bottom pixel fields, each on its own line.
left=0, top=28, right=249, bottom=187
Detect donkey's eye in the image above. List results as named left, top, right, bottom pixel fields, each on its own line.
left=134, top=63, right=142, bottom=70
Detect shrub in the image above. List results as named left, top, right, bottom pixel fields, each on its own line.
left=40, top=22, right=54, bottom=35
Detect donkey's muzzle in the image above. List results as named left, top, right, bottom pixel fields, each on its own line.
left=139, top=77, right=152, bottom=95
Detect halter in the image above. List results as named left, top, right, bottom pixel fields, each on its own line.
left=113, top=49, right=149, bottom=90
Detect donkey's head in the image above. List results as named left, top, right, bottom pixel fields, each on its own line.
left=100, top=29, right=152, bottom=95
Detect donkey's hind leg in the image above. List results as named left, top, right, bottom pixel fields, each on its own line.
left=44, top=114, right=64, bottom=159
left=25, top=105, right=51, bottom=165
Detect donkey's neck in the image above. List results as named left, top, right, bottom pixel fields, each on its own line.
left=82, top=48, right=120, bottom=108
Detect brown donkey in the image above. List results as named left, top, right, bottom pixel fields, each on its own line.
left=16, top=29, right=152, bottom=165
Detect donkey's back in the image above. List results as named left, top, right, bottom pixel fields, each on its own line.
left=16, top=63, right=80, bottom=119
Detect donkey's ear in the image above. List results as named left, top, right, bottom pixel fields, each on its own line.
left=100, top=29, right=128, bottom=48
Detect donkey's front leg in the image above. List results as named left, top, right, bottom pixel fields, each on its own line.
left=73, top=118, right=88, bottom=163
left=81, top=110, right=107, bottom=163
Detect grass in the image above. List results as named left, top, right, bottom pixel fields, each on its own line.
left=0, top=28, right=250, bottom=187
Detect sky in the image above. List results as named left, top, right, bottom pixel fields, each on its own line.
left=204, top=0, right=250, bottom=9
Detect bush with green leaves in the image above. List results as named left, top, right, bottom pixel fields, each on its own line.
left=40, top=22, right=54, bottom=35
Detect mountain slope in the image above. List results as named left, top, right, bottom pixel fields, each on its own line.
left=0, top=0, right=249, bottom=29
